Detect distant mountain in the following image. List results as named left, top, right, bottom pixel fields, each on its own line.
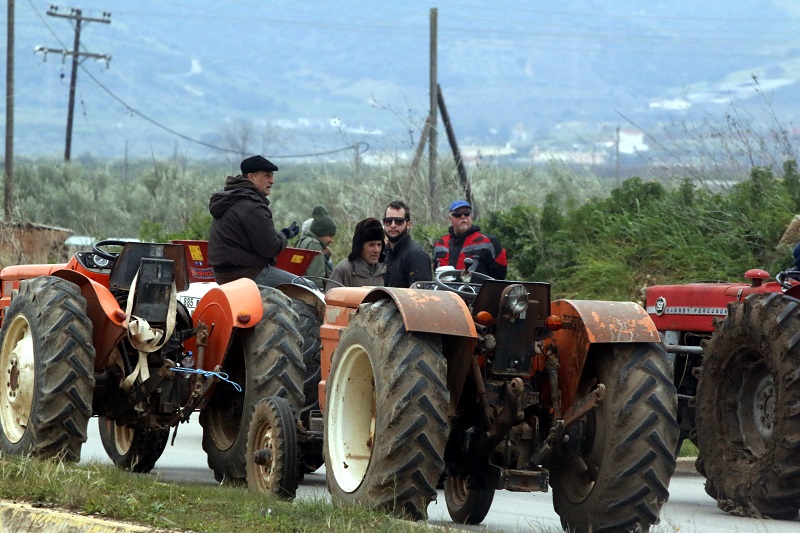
left=2, top=0, right=799, bottom=160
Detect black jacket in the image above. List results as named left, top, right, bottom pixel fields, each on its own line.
left=208, top=175, right=287, bottom=271
left=384, top=232, right=432, bottom=288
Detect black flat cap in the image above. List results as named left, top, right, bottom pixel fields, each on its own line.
left=241, top=155, right=278, bottom=175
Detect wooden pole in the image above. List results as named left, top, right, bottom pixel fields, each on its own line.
left=406, top=117, right=431, bottom=191
left=4, top=0, right=14, bottom=221
left=428, top=8, right=438, bottom=211
left=437, top=84, right=473, bottom=212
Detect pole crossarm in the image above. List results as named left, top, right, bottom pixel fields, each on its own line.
left=34, top=46, right=111, bottom=66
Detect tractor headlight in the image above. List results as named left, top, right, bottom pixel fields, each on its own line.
left=503, top=284, right=529, bottom=317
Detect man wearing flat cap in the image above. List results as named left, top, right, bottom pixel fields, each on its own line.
left=208, top=154, right=306, bottom=287
left=433, top=199, right=507, bottom=279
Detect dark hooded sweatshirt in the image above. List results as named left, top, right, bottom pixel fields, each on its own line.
left=208, top=175, right=288, bottom=282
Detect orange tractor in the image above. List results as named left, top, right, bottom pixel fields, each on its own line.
left=315, top=268, right=679, bottom=532
left=0, top=240, right=323, bottom=498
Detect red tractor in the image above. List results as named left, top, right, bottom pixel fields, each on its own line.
left=0, top=240, right=324, bottom=499
left=314, top=267, right=679, bottom=532
left=645, top=267, right=800, bottom=519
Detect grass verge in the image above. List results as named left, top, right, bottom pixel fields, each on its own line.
left=0, top=455, right=425, bottom=533
left=679, top=440, right=699, bottom=457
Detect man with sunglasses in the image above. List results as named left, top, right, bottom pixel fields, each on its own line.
left=382, top=200, right=432, bottom=287
left=433, top=200, right=507, bottom=279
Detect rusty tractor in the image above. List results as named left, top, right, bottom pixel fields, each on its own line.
left=318, top=267, right=679, bottom=532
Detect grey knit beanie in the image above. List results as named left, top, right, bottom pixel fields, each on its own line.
left=310, top=205, right=337, bottom=237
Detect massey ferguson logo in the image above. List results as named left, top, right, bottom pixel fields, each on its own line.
left=655, top=297, right=667, bottom=316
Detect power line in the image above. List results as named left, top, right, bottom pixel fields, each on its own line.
left=25, top=0, right=363, bottom=159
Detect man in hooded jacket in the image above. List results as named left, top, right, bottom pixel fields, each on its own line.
left=208, top=154, right=303, bottom=287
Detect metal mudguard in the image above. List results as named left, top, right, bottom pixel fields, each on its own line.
left=319, top=287, right=477, bottom=412
left=188, top=277, right=264, bottom=371
left=547, top=299, right=661, bottom=411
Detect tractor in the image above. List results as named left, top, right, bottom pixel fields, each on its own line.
left=0, top=239, right=323, bottom=499
left=645, top=267, right=800, bottom=519
left=315, top=266, right=679, bottom=532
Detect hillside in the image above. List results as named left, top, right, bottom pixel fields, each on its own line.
left=2, top=0, right=799, bottom=160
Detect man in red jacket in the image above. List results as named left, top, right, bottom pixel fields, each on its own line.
left=433, top=200, right=507, bottom=279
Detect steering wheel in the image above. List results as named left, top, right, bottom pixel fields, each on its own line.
left=92, top=239, right=130, bottom=262
left=776, top=268, right=800, bottom=290
left=434, top=267, right=494, bottom=299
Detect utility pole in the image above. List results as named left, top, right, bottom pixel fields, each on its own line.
left=36, top=6, right=111, bottom=161
left=5, top=0, right=14, bottom=221
left=428, top=8, right=438, bottom=212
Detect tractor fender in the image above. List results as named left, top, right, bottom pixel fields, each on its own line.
left=52, top=269, right=126, bottom=370
left=357, top=287, right=478, bottom=413
left=190, top=277, right=264, bottom=371
left=547, top=299, right=661, bottom=411
left=276, top=282, right=325, bottom=319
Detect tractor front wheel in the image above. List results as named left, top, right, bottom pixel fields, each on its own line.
left=246, top=396, right=299, bottom=499
left=324, top=300, right=449, bottom=521
left=444, top=474, right=495, bottom=525
left=550, top=343, right=678, bottom=533
left=695, top=293, right=800, bottom=519
left=98, top=417, right=170, bottom=473
left=0, top=276, right=95, bottom=462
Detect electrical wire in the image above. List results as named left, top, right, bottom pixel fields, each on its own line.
left=25, top=0, right=365, bottom=158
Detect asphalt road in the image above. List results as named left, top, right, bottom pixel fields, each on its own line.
left=80, top=417, right=800, bottom=533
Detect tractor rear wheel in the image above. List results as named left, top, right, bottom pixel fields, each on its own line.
left=246, top=396, right=299, bottom=499
left=200, top=287, right=304, bottom=484
left=0, top=276, right=95, bottom=462
left=695, top=293, right=800, bottom=519
left=550, top=343, right=678, bottom=533
left=444, top=474, right=495, bottom=525
left=324, top=300, right=449, bottom=521
left=98, top=417, right=170, bottom=473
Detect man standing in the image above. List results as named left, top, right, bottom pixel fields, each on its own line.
left=208, top=154, right=301, bottom=286
left=328, top=218, right=385, bottom=289
left=294, top=205, right=337, bottom=291
left=433, top=200, right=507, bottom=279
left=382, top=200, right=431, bottom=287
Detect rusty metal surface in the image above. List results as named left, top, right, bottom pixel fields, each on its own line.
left=364, top=287, right=477, bottom=338
left=548, top=299, right=660, bottom=412
left=556, top=299, right=661, bottom=343
left=324, top=286, right=373, bottom=308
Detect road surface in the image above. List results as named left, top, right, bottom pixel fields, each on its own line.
left=80, top=417, right=799, bottom=533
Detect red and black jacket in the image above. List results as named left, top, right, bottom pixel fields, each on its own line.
left=433, top=226, right=507, bottom=279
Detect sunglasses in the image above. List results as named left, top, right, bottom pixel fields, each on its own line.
left=450, top=210, right=472, bottom=218
left=383, top=217, right=409, bottom=226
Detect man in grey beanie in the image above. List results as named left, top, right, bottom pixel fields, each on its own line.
left=294, top=205, right=337, bottom=291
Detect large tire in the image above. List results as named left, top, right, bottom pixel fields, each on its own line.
left=0, top=276, right=95, bottom=462
left=246, top=396, right=299, bottom=499
left=324, top=300, right=449, bottom=521
left=98, top=417, right=170, bottom=473
left=444, top=474, right=495, bottom=525
left=200, top=287, right=304, bottom=484
left=289, top=298, right=324, bottom=474
left=550, top=343, right=678, bottom=533
left=695, top=293, right=800, bottom=519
